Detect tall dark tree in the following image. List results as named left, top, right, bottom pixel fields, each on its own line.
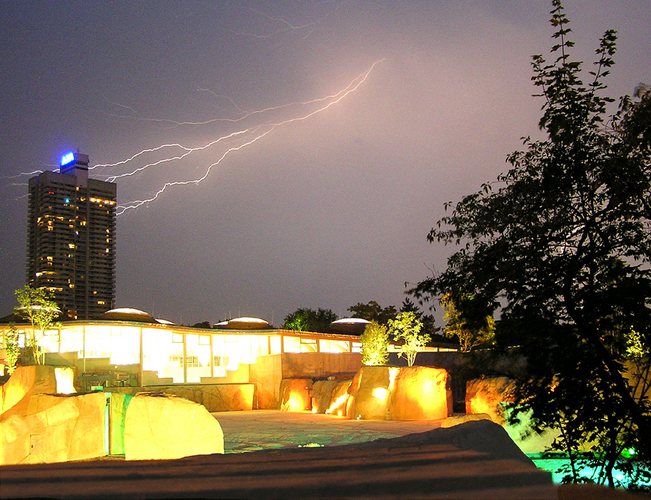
left=412, top=1, right=650, bottom=489
left=347, top=300, right=397, bottom=325
left=283, top=308, right=338, bottom=333
left=401, top=297, right=438, bottom=335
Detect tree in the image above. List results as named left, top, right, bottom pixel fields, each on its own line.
left=387, top=312, right=430, bottom=367
left=439, top=292, right=495, bottom=352
left=283, top=308, right=338, bottom=333
left=360, top=321, right=390, bottom=366
left=412, top=1, right=650, bottom=488
left=14, top=285, right=61, bottom=365
left=401, top=297, right=438, bottom=335
left=1, top=325, right=20, bottom=374
left=347, top=301, right=397, bottom=325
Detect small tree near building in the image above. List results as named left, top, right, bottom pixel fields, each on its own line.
left=14, top=285, right=60, bottom=365
left=1, top=325, right=20, bottom=374
left=388, top=312, right=430, bottom=367
left=360, top=321, right=389, bottom=366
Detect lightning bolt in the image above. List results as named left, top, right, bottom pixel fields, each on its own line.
left=1, top=169, right=45, bottom=180
left=104, top=65, right=376, bottom=128
left=196, top=88, right=248, bottom=115
left=231, top=6, right=317, bottom=40
left=95, top=129, right=250, bottom=182
left=115, top=59, right=384, bottom=216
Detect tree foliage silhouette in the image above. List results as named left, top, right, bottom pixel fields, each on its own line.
left=413, top=0, right=650, bottom=488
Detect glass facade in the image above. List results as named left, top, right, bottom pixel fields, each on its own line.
left=2, top=323, right=363, bottom=384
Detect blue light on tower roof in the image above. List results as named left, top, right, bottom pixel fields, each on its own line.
left=60, top=152, right=75, bottom=166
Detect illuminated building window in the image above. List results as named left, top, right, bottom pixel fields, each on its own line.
left=170, top=354, right=184, bottom=367
left=320, top=339, right=351, bottom=353
left=172, top=333, right=183, bottom=343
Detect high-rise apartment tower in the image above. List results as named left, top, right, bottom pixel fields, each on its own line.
left=27, top=152, right=116, bottom=320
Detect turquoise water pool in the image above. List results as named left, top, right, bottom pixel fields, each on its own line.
left=530, top=456, right=651, bottom=488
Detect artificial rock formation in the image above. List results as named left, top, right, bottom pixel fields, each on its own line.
left=1, top=392, right=106, bottom=465
left=346, top=366, right=450, bottom=421
left=279, top=378, right=313, bottom=412
left=0, top=367, right=224, bottom=464
left=123, top=393, right=224, bottom=460
left=310, top=379, right=339, bottom=414
left=111, top=383, right=254, bottom=412
left=465, top=377, right=514, bottom=424
left=465, top=377, right=559, bottom=454
left=346, top=366, right=393, bottom=420
left=0, top=365, right=74, bottom=414
left=389, top=366, right=451, bottom=420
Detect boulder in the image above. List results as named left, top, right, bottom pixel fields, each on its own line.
left=1, top=392, right=106, bottom=465
left=325, top=380, right=351, bottom=416
left=279, top=378, right=313, bottom=411
left=1, top=366, right=62, bottom=414
left=310, top=380, right=339, bottom=414
left=346, top=366, right=394, bottom=420
left=388, top=366, right=450, bottom=420
left=347, top=366, right=451, bottom=421
left=123, top=394, right=224, bottom=460
left=465, top=377, right=560, bottom=454
left=465, top=377, right=514, bottom=424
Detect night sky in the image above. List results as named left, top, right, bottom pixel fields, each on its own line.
left=1, top=1, right=649, bottom=325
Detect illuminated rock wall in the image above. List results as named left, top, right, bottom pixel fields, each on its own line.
left=310, top=379, right=339, bottom=414
left=124, top=394, right=224, bottom=460
left=111, top=383, right=254, bottom=412
left=279, top=378, right=313, bottom=412
left=389, top=366, right=451, bottom=420
left=465, top=377, right=514, bottom=424
left=465, top=377, right=559, bottom=454
left=327, top=380, right=352, bottom=416
left=0, top=367, right=224, bottom=464
left=251, top=353, right=360, bottom=410
left=0, top=365, right=74, bottom=414
left=1, top=392, right=106, bottom=465
left=346, top=366, right=392, bottom=419
left=346, top=366, right=451, bottom=421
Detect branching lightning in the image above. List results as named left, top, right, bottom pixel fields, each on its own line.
left=111, top=59, right=383, bottom=216
left=231, top=6, right=317, bottom=40
left=95, top=129, right=250, bottom=182
left=1, top=169, right=45, bottom=180
left=3, top=59, right=384, bottom=215
left=105, top=66, right=377, bottom=128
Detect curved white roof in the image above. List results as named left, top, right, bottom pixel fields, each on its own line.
left=217, top=317, right=271, bottom=330
left=331, top=318, right=370, bottom=325
left=102, top=308, right=157, bottom=323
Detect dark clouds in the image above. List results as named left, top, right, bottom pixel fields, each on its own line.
left=1, top=1, right=649, bottom=324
